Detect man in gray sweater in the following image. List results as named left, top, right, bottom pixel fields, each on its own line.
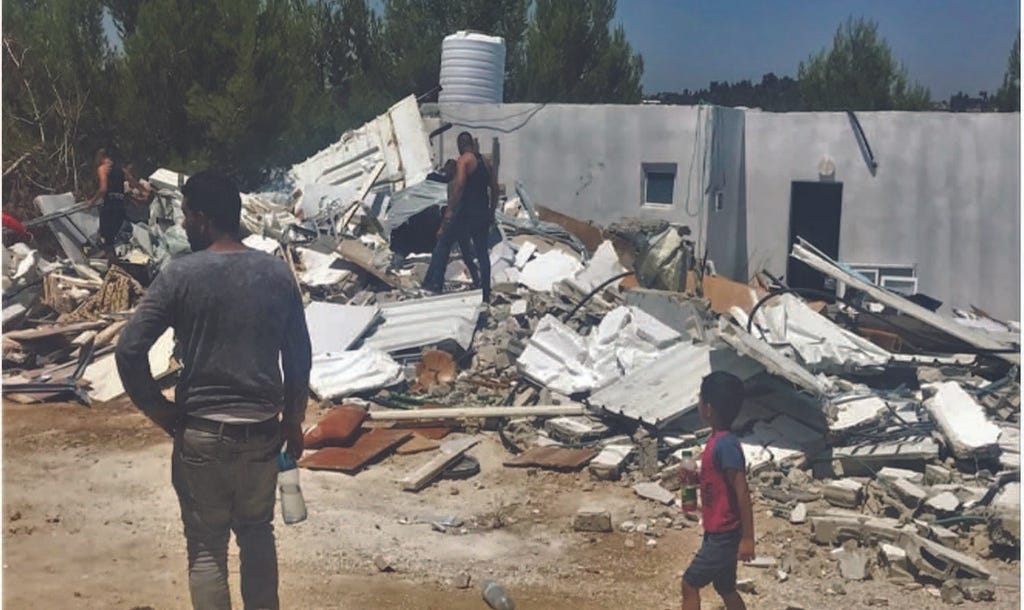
left=116, top=171, right=311, bottom=610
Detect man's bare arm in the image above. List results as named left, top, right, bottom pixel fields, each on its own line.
left=726, top=468, right=756, bottom=560
left=88, top=162, right=109, bottom=206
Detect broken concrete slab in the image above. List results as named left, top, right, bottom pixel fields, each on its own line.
left=876, top=467, right=925, bottom=486
left=828, top=436, right=941, bottom=476
left=823, top=479, right=864, bottom=508
left=988, top=481, right=1020, bottom=547
left=922, top=381, right=1001, bottom=460
left=588, top=444, right=634, bottom=481
left=924, top=491, right=962, bottom=513
left=543, top=416, right=609, bottom=444
left=831, top=541, right=871, bottom=580
left=632, top=482, right=676, bottom=505
left=573, top=507, right=613, bottom=533
left=888, top=478, right=928, bottom=509
left=924, top=464, right=953, bottom=486
left=790, top=503, right=807, bottom=524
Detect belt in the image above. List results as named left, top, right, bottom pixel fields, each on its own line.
left=184, top=415, right=279, bottom=440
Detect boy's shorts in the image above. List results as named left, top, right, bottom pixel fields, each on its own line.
left=683, top=529, right=742, bottom=594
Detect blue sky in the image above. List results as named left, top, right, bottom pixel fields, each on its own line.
left=105, top=1, right=1020, bottom=100
left=615, top=0, right=1021, bottom=99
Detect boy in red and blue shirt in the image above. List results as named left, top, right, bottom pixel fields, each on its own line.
left=682, top=372, right=755, bottom=610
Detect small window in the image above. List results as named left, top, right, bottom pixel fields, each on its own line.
left=642, top=162, right=677, bottom=207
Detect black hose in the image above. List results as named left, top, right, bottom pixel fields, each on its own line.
left=562, top=271, right=636, bottom=322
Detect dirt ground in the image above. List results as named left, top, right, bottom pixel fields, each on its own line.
left=3, top=397, right=1020, bottom=609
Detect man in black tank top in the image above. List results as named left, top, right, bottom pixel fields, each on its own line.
left=88, top=147, right=130, bottom=261
left=422, top=131, right=499, bottom=303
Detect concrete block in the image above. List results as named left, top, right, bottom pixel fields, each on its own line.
left=924, top=464, right=952, bottom=486
left=876, top=467, right=925, bottom=485
left=889, top=477, right=928, bottom=509
left=573, top=507, right=613, bottom=533
left=588, top=444, right=633, bottom=481
left=924, top=491, right=961, bottom=513
left=633, top=482, right=676, bottom=505
left=824, top=479, right=864, bottom=508
left=789, top=502, right=807, bottom=524
left=922, top=381, right=1001, bottom=459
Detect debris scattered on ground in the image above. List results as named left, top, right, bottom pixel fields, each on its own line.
left=4, top=92, right=1020, bottom=605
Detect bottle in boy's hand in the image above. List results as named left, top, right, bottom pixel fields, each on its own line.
left=678, top=449, right=699, bottom=512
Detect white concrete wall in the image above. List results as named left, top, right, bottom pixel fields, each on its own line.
left=433, top=103, right=1020, bottom=319
left=745, top=111, right=1020, bottom=319
left=435, top=103, right=744, bottom=234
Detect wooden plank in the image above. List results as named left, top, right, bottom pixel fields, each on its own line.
left=399, top=436, right=479, bottom=492
left=6, top=320, right=107, bottom=341
left=503, top=446, right=597, bottom=471
left=369, top=405, right=585, bottom=422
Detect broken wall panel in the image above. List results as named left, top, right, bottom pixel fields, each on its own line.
left=290, top=95, right=432, bottom=194
left=358, top=291, right=483, bottom=355
left=588, top=340, right=763, bottom=428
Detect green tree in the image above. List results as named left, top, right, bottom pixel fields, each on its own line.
left=2, top=0, right=112, bottom=205
left=381, top=0, right=529, bottom=101
left=512, top=0, right=643, bottom=103
left=117, top=0, right=335, bottom=188
left=995, top=32, right=1020, bottom=112
left=798, top=17, right=931, bottom=111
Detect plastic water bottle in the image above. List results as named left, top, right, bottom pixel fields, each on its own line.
left=678, top=449, right=699, bottom=512
left=278, top=452, right=307, bottom=525
left=481, top=580, right=515, bottom=610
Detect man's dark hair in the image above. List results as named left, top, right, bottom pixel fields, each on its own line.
left=700, top=371, right=745, bottom=426
left=182, top=171, right=241, bottom=234
left=456, top=131, right=475, bottom=153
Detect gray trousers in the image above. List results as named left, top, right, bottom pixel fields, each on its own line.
left=172, top=425, right=281, bottom=610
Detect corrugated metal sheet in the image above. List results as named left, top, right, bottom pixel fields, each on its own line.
left=290, top=95, right=432, bottom=192
left=308, top=349, right=404, bottom=399
left=304, top=302, right=381, bottom=355
left=588, top=341, right=764, bottom=428
left=358, top=291, right=483, bottom=355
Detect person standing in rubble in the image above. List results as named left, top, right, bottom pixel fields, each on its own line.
left=88, top=147, right=130, bottom=261
left=422, top=131, right=499, bottom=303
left=116, top=171, right=312, bottom=610
left=681, top=372, right=755, bottom=610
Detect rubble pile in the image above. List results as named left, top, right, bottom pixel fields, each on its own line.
left=3, top=94, right=1019, bottom=599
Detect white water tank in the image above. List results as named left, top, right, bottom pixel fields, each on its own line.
left=439, top=31, right=506, bottom=104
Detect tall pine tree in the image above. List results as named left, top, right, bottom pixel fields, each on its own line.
left=512, top=0, right=643, bottom=103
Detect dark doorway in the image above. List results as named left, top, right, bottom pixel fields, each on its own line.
left=786, top=181, right=842, bottom=294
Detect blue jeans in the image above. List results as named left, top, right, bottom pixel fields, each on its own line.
left=172, top=424, right=281, bottom=610
left=423, top=215, right=491, bottom=303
